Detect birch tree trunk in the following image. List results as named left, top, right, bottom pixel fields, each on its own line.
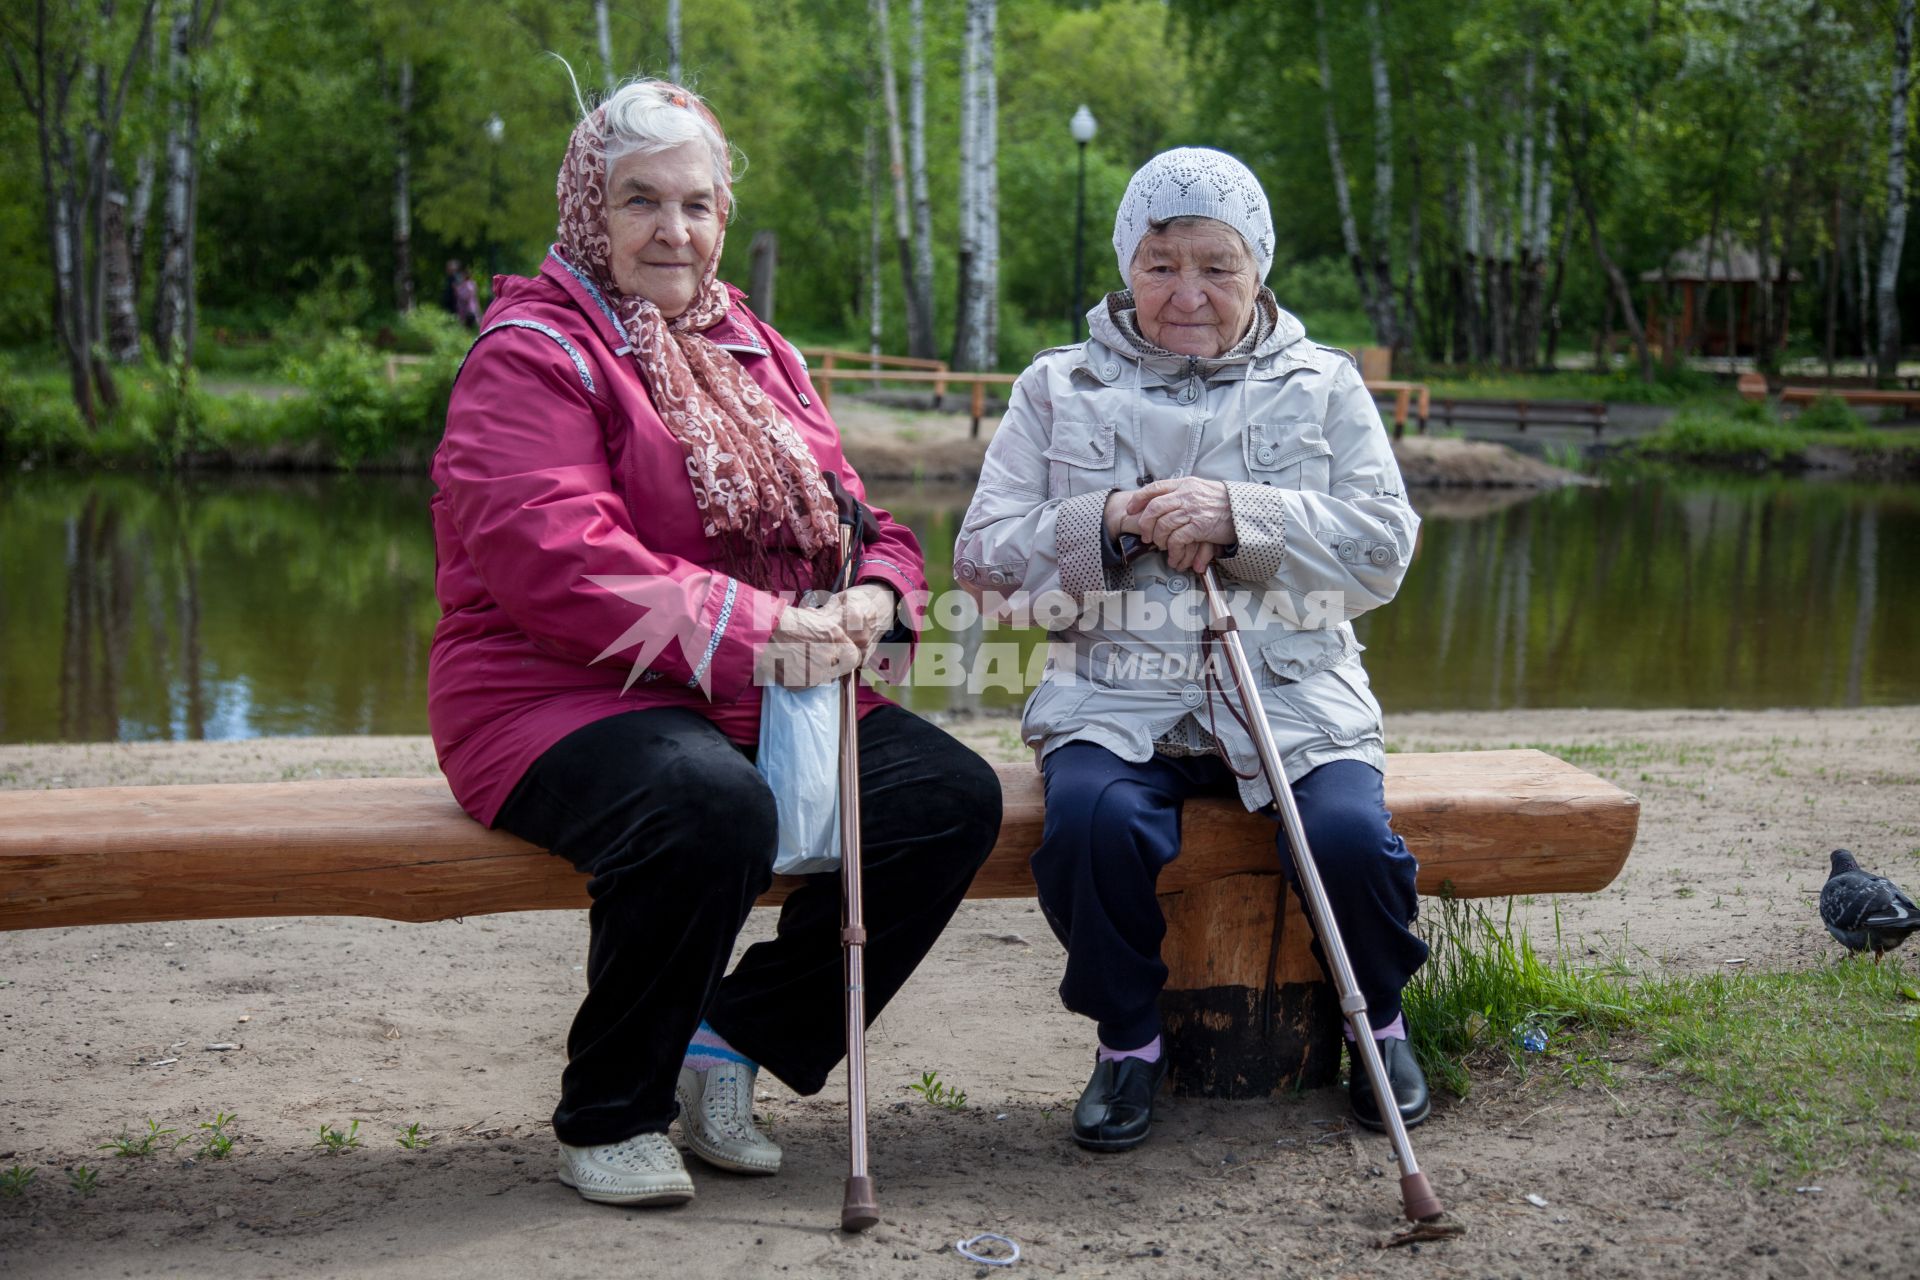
left=104, top=187, right=141, bottom=361
left=667, top=0, right=681, bottom=84
left=907, top=0, right=934, bottom=349
left=391, top=57, right=415, bottom=314
left=154, top=1, right=200, bottom=362
left=1572, top=160, right=1652, bottom=382
left=1462, top=132, right=1484, bottom=362
left=1364, top=0, right=1401, bottom=349
left=1877, top=0, right=1913, bottom=379
left=872, top=0, right=932, bottom=358
left=951, top=1, right=978, bottom=368
left=866, top=117, right=882, bottom=361
left=979, top=0, right=998, bottom=365
left=1316, top=1, right=1382, bottom=340
left=594, top=0, right=614, bottom=91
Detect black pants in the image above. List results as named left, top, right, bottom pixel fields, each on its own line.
left=495, top=704, right=1001, bottom=1147
left=1030, top=745, right=1428, bottom=1051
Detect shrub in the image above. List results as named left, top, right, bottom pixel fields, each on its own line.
left=1791, top=393, right=1864, bottom=433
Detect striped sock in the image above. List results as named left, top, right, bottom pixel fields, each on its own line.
left=683, top=1020, right=757, bottom=1074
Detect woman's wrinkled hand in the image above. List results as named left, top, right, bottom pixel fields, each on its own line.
left=754, top=604, right=862, bottom=688
left=1127, top=477, right=1236, bottom=573
left=823, top=583, right=899, bottom=664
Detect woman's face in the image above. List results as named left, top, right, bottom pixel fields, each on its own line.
left=605, top=141, right=722, bottom=319
left=1128, top=220, right=1259, bottom=358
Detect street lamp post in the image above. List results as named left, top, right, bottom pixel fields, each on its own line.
left=485, top=114, right=505, bottom=283
left=1070, top=105, right=1097, bottom=343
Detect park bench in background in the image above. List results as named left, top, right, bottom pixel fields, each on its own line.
left=1431, top=398, right=1610, bottom=436
left=1739, top=371, right=1920, bottom=418
left=1368, top=380, right=1431, bottom=438
left=0, top=750, right=1636, bottom=1099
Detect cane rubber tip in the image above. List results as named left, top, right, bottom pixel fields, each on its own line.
left=841, top=1176, right=879, bottom=1233
left=1400, top=1172, right=1444, bottom=1223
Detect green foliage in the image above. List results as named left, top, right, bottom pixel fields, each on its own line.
left=315, top=1119, right=362, bottom=1155
left=1403, top=897, right=1631, bottom=1097
left=278, top=332, right=456, bottom=468
left=395, top=1122, right=432, bottom=1150
left=1625, top=409, right=1823, bottom=466
left=66, top=1166, right=100, bottom=1196
left=1792, top=393, right=1866, bottom=434
left=0, top=1165, right=33, bottom=1197
left=196, top=1112, right=239, bottom=1160
left=98, top=1118, right=181, bottom=1159
left=908, top=1070, right=969, bottom=1111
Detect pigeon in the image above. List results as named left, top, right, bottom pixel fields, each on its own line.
left=1819, top=849, right=1920, bottom=964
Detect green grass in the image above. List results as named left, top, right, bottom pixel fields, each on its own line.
left=1409, top=897, right=1920, bottom=1185
left=908, top=1070, right=970, bottom=1111
left=314, top=1119, right=362, bottom=1155
left=1421, top=365, right=1733, bottom=407
left=97, top=1118, right=180, bottom=1159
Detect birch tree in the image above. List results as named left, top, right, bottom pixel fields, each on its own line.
left=594, top=0, right=613, bottom=91
left=390, top=56, right=414, bottom=313
left=154, top=0, right=218, bottom=365
left=667, top=0, right=681, bottom=84
left=1363, top=0, right=1403, bottom=350
left=1878, top=0, right=1913, bottom=379
left=907, top=0, right=933, bottom=349
left=3, top=0, right=158, bottom=422
left=953, top=0, right=999, bottom=371
left=872, top=0, right=932, bottom=357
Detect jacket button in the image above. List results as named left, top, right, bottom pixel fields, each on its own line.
left=1180, top=683, right=1205, bottom=708
left=1369, top=544, right=1393, bottom=566
left=1179, top=385, right=1198, bottom=404
left=988, top=568, right=1008, bottom=586
left=1103, top=364, right=1119, bottom=379
left=1167, top=574, right=1191, bottom=594
left=1338, top=538, right=1358, bottom=562
left=957, top=560, right=978, bottom=582
left=1256, top=445, right=1276, bottom=465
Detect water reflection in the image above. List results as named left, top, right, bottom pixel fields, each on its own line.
left=0, top=470, right=1912, bottom=742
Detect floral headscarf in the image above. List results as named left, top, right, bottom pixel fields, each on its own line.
left=555, top=97, right=839, bottom=593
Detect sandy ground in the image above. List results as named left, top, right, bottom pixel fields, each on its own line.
left=2, top=707, right=1917, bottom=1278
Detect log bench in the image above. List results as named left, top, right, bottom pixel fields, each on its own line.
left=1431, top=397, right=1611, bottom=435
left=0, top=750, right=1637, bottom=1098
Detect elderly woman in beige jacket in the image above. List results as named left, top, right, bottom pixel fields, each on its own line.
left=956, top=148, right=1429, bottom=1153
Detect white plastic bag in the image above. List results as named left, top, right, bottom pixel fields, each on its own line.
left=756, top=682, right=843, bottom=875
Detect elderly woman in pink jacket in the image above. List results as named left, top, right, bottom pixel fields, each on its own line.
left=428, top=80, right=1000, bottom=1208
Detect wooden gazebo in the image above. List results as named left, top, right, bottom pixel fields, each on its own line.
left=1641, top=235, right=1800, bottom=357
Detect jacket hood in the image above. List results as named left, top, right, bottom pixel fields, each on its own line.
left=1084, top=286, right=1306, bottom=382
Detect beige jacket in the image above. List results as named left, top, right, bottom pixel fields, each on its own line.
left=953, top=296, right=1419, bottom=809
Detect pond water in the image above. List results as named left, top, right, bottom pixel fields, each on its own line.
left=0, top=470, right=1914, bottom=743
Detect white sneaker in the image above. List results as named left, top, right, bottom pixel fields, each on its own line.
left=675, top=1062, right=783, bottom=1175
left=557, top=1131, right=695, bottom=1206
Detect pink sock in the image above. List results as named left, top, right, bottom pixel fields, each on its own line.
left=683, top=1020, right=756, bottom=1073
left=1343, top=1014, right=1406, bottom=1044
left=1097, top=1034, right=1163, bottom=1064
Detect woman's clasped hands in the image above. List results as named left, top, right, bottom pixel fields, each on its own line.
left=753, top=583, right=897, bottom=688
left=1103, top=477, right=1237, bottom=573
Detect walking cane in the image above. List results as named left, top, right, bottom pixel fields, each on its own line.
left=832, top=521, right=880, bottom=1233
left=1199, top=564, right=1443, bottom=1224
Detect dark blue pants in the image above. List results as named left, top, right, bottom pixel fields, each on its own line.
left=1030, top=744, right=1428, bottom=1050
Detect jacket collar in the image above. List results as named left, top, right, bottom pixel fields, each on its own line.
left=540, top=249, right=772, bottom=360
left=1080, top=287, right=1309, bottom=389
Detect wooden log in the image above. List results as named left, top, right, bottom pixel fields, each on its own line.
left=1158, top=874, right=1340, bottom=1098
left=0, top=751, right=1636, bottom=933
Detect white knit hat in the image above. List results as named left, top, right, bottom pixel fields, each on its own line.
left=1111, top=147, right=1274, bottom=282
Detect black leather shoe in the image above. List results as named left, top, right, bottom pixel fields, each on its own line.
left=1348, top=1036, right=1431, bottom=1132
left=1071, top=1054, right=1168, bottom=1152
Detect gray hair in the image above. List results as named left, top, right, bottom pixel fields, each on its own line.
left=598, top=80, right=741, bottom=210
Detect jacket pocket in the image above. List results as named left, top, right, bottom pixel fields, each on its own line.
left=1044, top=418, right=1118, bottom=498
left=1245, top=420, right=1333, bottom=493
left=1277, top=661, right=1382, bottom=749
left=1043, top=418, right=1117, bottom=467
left=1258, top=629, right=1358, bottom=685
